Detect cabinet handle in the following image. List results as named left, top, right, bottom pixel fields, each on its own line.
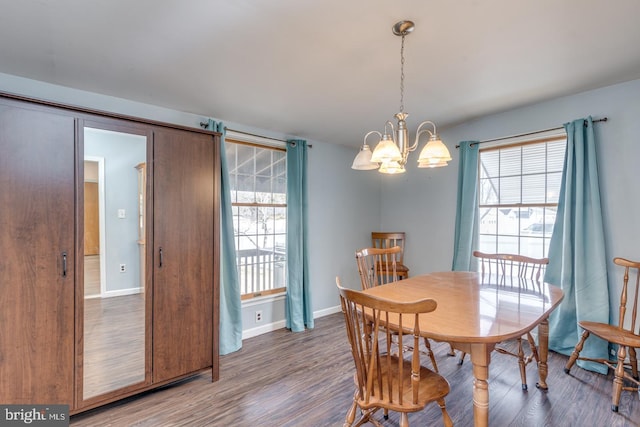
left=62, top=252, right=68, bottom=277
left=159, top=247, right=163, bottom=268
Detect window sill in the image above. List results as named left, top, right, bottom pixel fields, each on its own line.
left=241, top=291, right=286, bottom=308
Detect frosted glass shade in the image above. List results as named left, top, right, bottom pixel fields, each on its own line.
left=378, top=160, right=406, bottom=174
left=418, top=159, right=448, bottom=168
left=371, top=137, right=402, bottom=163
left=417, top=138, right=452, bottom=166
left=351, top=145, right=379, bottom=170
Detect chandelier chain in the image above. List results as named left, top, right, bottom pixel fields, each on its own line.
left=399, top=34, right=405, bottom=113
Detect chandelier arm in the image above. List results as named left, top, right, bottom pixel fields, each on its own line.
left=406, top=141, right=418, bottom=153
left=416, top=121, right=437, bottom=139
left=410, top=121, right=439, bottom=153
left=416, top=129, right=433, bottom=142
left=364, top=130, right=382, bottom=145
left=416, top=129, right=435, bottom=146
left=384, top=120, right=396, bottom=142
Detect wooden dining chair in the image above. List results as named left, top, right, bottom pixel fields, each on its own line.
left=475, top=251, right=547, bottom=281
left=336, top=278, right=453, bottom=427
left=457, top=251, right=549, bottom=391
left=355, top=246, right=439, bottom=372
left=564, top=257, right=640, bottom=412
left=371, top=232, right=409, bottom=279
left=355, top=246, right=402, bottom=290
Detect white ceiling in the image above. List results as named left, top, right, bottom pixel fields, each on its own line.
left=1, top=0, right=639, bottom=147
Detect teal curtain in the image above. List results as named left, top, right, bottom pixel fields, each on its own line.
left=451, top=141, right=480, bottom=271
left=285, top=139, right=314, bottom=331
left=544, top=117, right=609, bottom=374
left=208, top=119, right=243, bottom=355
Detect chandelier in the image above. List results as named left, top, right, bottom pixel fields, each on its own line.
left=351, top=20, right=452, bottom=174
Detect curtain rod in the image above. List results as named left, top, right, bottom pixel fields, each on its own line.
left=199, top=122, right=312, bottom=148
left=455, top=117, right=608, bottom=148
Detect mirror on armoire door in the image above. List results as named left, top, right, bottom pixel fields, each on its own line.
left=81, top=124, right=149, bottom=401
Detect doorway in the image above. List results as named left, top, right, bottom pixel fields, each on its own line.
left=84, top=157, right=105, bottom=298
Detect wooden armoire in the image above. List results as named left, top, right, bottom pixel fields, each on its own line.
left=0, top=93, right=220, bottom=413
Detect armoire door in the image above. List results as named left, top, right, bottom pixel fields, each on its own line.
left=152, top=128, right=214, bottom=382
left=0, top=101, right=75, bottom=404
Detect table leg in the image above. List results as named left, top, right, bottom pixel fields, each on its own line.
left=536, top=318, right=550, bottom=391
left=470, top=343, right=493, bottom=427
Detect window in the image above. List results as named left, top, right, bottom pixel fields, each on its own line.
left=226, top=138, right=287, bottom=300
left=478, top=135, right=566, bottom=259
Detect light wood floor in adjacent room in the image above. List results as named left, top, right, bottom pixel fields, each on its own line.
left=71, top=313, right=640, bottom=427
left=84, top=255, right=101, bottom=297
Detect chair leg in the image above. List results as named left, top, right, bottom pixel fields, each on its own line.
left=399, top=412, right=409, bottom=427
left=390, top=334, right=400, bottom=357
left=457, top=351, right=467, bottom=365
left=445, top=342, right=464, bottom=364
left=447, top=343, right=456, bottom=357
left=526, top=332, right=539, bottom=363
left=437, top=398, right=453, bottom=427
left=352, top=409, right=380, bottom=427
left=612, top=345, right=627, bottom=412
left=423, top=338, right=439, bottom=373
left=350, top=407, right=382, bottom=427
left=565, top=330, right=590, bottom=374
left=517, top=338, right=528, bottom=390
left=630, top=347, right=639, bottom=380
left=344, top=390, right=359, bottom=426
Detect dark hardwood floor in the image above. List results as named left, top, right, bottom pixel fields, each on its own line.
left=71, top=313, right=640, bottom=426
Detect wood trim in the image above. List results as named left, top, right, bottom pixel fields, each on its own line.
left=241, top=287, right=286, bottom=301
left=74, top=118, right=84, bottom=410
left=479, top=135, right=566, bottom=152
left=232, top=202, right=287, bottom=208
left=212, top=133, right=221, bottom=382
left=145, top=128, right=155, bottom=388
left=0, top=91, right=220, bottom=136
left=226, top=137, right=286, bottom=151
left=479, top=202, right=559, bottom=209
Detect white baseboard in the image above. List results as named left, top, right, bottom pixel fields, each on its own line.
left=103, top=287, right=143, bottom=298
left=241, top=304, right=342, bottom=340
left=314, top=305, right=342, bottom=318
left=242, top=320, right=288, bottom=339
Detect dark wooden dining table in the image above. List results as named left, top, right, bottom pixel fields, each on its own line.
left=361, top=271, right=564, bottom=427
